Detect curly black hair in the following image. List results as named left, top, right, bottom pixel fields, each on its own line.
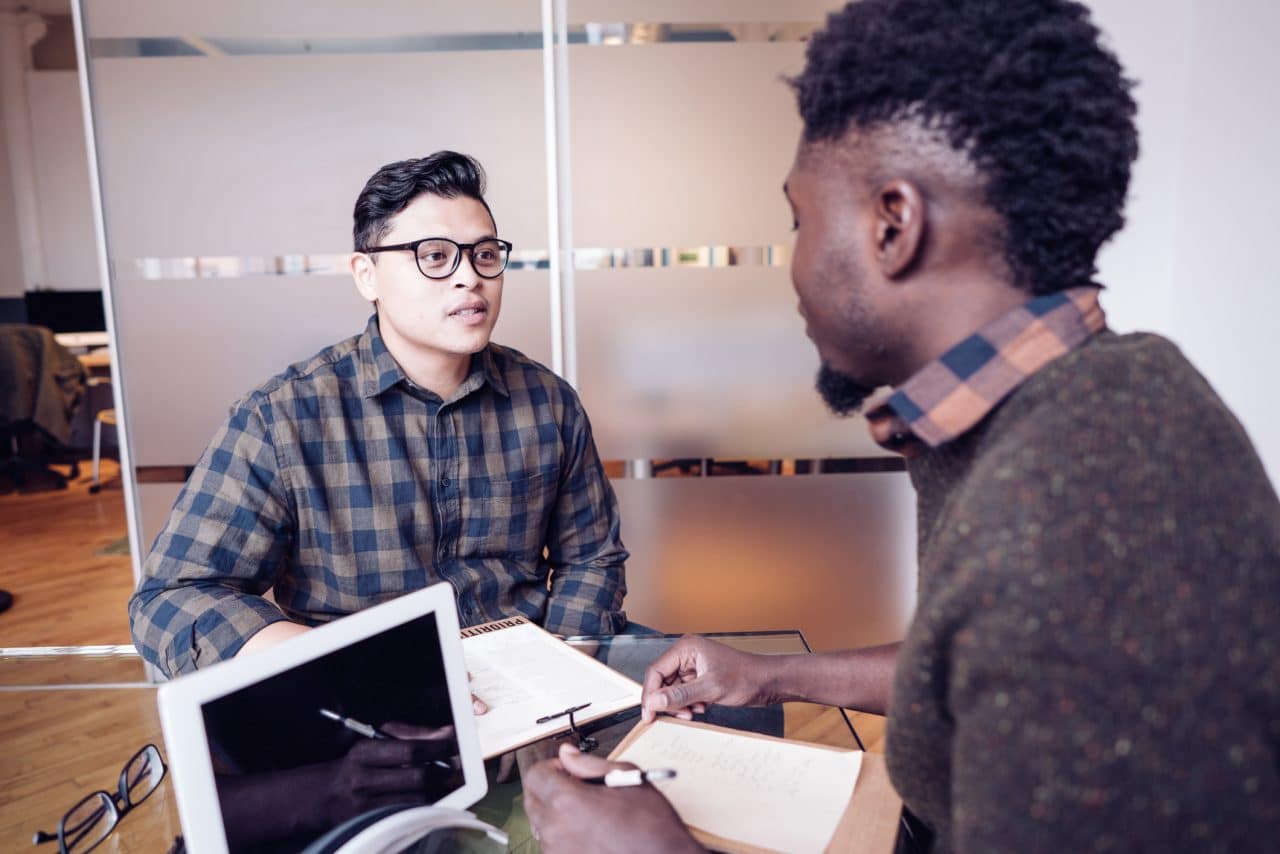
left=353, top=151, right=495, bottom=253
left=793, top=0, right=1138, bottom=294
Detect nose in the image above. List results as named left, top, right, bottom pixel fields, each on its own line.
left=452, top=250, right=482, bottom=289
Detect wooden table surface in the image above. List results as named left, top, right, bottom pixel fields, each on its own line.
left=0, top=653, right=885, bottom=853
left=0, top=685, right=181, bottom=852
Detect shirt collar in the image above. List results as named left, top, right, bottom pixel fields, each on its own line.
left=357, top=315, right=509, bottom=400
left=866, top=285, right=1106, bottom=454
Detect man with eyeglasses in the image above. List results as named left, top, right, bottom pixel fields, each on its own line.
left=130, top=151, right=628, bottom=679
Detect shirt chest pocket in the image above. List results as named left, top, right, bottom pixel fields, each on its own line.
left=459, top=471, right=554, bottom=560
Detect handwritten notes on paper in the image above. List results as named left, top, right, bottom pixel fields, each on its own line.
left=613, top=718, right=862, bottom=853
left=461, top=618, right=640, bottom=758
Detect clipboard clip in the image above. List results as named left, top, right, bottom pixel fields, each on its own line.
left=536, top=702, right=598, bottom=753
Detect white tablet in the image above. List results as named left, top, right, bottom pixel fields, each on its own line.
left=156, top=583, right=487, bottom=854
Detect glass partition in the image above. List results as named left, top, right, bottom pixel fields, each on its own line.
left=28, top=0, right=918, bottom=679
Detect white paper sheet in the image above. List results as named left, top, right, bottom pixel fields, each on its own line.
left=614, top=719, right=862, bottom=853
left=462, top=620, right=640, bottom=757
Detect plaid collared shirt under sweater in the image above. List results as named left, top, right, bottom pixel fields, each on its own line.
left=866, top=286, right=1107, bottom=454
left=130, top=316, right=628, bottom=677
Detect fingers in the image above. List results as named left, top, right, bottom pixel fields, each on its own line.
left=522, top=757, right=567, bottom=824
left=467, top=671, right=488, bottom=715
left=380, top=722, right=456, bottom=742
left=350, top=764, right=431, bottom=796
left=641, top=636, right=701, bottom=723
left=349, top=736, right=453, bottom=765
left=522, top=759, right=561, bottom=843
left=643, top=673, right=716, bottom=722
left=556, top=743, right=637, bottom=779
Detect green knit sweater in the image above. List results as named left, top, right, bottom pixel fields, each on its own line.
left=885, top=331, right=1280, bottom=852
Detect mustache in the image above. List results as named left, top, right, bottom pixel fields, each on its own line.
left=816, top=364, right=876, bottom=416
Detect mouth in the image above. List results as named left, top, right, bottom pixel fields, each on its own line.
left=448, top=301, right=488, bottom=322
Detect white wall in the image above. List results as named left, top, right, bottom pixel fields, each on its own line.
left=0, top=67, right=97, bottom=296
left=1088, top=0, right=1195, bottom=337
left=1165, top=1, right=1280, bottom=486
left=26, top=69, right=97, bottom=290
left=0, top=58, right=25, bottom=298
left=1087, top=0, right=1280, bottom=487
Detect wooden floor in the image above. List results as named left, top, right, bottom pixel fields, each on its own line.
left=0, top=685, right=181, bottom=852
left=0, top=459, right=136, bottom=648
left=0, top=460, right=164, bottom=849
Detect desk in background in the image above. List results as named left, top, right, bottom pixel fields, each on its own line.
left=76, top=347, right=111, bottom=374
left=53, top=331, right=110, bottom=352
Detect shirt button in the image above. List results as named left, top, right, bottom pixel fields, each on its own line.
left=440, top=476, right=450, bottom=488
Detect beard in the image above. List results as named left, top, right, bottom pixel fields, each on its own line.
left=816, top=363, right=876, bottom=416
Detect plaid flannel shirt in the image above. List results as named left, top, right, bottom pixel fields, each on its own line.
left=130, top=316, right=628, bottom=677
left=867, top=286, right=1106, bottom=454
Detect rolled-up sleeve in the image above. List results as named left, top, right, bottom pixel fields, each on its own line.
left=129, top=399, right=295, bottom=677
left=542, top=400, right=628, bottom=636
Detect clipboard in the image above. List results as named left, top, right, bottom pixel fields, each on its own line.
left=461, top=617, right=642, bottom=758
left=610, top=718, right=902, bottom=854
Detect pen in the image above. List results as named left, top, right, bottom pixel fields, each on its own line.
left=319, top=707, right=388, bottom=739
left=318, top=708, right=452, bottom=769
left=584, top=768, right=677, bottom=787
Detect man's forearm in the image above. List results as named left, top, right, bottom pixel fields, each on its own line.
left=129, top=576, right=289, bottom=677
left=764, top=642, right=900, bottom=715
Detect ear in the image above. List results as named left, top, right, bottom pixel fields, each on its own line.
left=872, top=180, right=926, bottom=279
left=349, top=252, right=379, bottom=304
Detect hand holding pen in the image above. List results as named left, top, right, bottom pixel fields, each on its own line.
left=584, top=767, right=677, bottom=787
left=524, top=743, right=697, bottom=852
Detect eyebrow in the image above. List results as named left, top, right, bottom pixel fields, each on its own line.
left=404, top=232, right=499, bottom=243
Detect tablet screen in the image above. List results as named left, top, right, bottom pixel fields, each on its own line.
left=198, top=612, right=462, bottom=853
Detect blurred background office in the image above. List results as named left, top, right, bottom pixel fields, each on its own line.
left=2, top=0, right=1278, bottom=664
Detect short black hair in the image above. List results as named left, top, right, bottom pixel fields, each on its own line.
left=352, top=151, right=495, bottom=253
left=793, top=0, right=1138, bottom=294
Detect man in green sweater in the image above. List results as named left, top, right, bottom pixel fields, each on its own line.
left=523, top=0, right=1280, bottom=850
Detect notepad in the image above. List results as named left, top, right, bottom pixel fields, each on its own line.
left=461, top=617, right=641, bottom=758
left=611, top=718, right=863, bottom=853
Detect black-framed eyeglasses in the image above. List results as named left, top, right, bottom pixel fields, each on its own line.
left=364, top=236, right=513, bottom=280
left=33, top=744, right=167, bottom=853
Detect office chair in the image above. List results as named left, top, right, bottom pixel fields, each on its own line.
left=0, top=324, right=87, bottom=492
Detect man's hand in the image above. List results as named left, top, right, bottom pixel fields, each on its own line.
left=467, top=671, right=488, bottom=715
left=217, top=723, right=460, bottom=849
left=641, top=636, right=777, bottom=723
left=523, top=744, right=703, bottom=854
left=323, top=729, right=458, bottom=818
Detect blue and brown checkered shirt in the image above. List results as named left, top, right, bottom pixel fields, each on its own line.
left=867, top=286, right=1107, bottom=454
left=130, top=316, right=628, bottom=677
